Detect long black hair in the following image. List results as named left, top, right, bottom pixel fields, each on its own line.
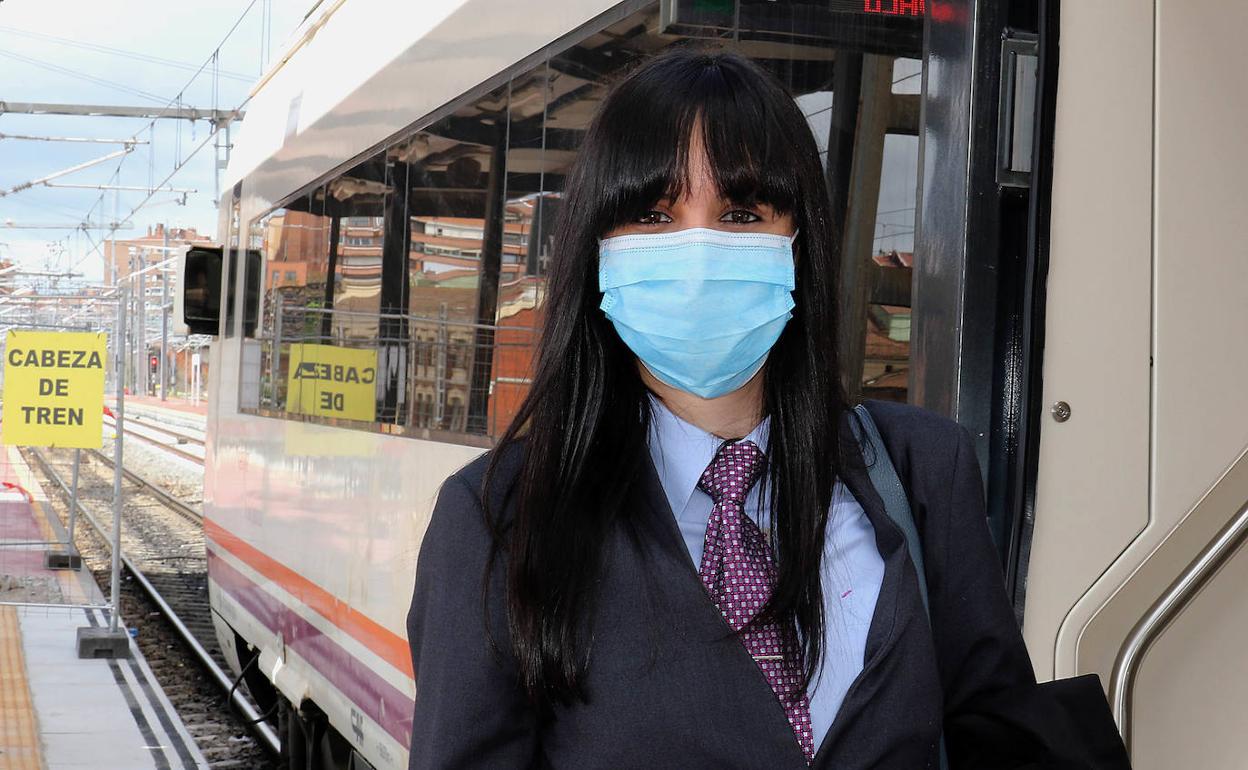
left=483, top=46, right=849, bottom=706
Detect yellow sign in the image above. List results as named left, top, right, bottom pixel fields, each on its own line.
left=284, top=343, right=377, bottom=422
left=2, top=330, right=108, bottom=448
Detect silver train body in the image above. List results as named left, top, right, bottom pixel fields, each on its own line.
left=198, top=1, right=1248, bottom=767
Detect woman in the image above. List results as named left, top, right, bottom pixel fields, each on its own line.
left=408, top=48, right=1093, bottom=769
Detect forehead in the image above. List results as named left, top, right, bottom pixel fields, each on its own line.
left=662, top=132, right=719, bottom=203
left=638, top=115, right=787, bottom=214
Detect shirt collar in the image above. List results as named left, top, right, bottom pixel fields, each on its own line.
left=646, top=393, right=770, bottom=520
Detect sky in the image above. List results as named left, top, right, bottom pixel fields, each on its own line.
left=0, top=0, right=309, bottom=283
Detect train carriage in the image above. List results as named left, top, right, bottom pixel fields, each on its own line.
left=187, top=1, right=1248, bottom=768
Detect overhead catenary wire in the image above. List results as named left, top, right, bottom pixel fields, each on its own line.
left=111, top=0, right=263, bottom=198
left=43, top=183, right=195, bottom=195
left=117, top=126, right=231, bottom=225
left=111, top=0, right=271, bottom=224
left=118, top=0, right=263, bottom=146
left=5, top=193, right=100, bottom=219
left=0, top=146, right=137, bottom=198
left=0, top=25, right=255, bottom=82
left=15, top=0, right=268, bottom=278
left=0, top=222, right=128, bottom=230
left=0, top=133, right=151, bottom=145
left=0, top=49, right=171, bottom=104
left=66, top=168, right=123, bottom=274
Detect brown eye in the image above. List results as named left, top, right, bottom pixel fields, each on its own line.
left=722, top=209, right=763, bottom=224
left=636, top=210, right=673, bottom=225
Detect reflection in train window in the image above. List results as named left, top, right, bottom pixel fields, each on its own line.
left=400, top=84, right=510, bottom=434
left=240, top=0, right=925, bottom=440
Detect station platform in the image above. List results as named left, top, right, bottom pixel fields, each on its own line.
left=106, top=394, right=207, bottom=419
left=0, top=446, right=208, bottom=769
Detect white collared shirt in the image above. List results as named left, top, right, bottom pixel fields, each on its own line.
left=646, top=395, right=885, bottom=750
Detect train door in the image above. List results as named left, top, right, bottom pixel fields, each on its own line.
left=1022, top=2, right=1248, bottom=767
left=898, top=0, right=1058, bottom=614
left=209, top=184, right=244, bottom=422
left=928, top=0, right=1248, bottom=765
left=215, top=182, right=262, bottom=416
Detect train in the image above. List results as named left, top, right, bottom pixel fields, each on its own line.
left=182, top=1, right=1248, bottom=768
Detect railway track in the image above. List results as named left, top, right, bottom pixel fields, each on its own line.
left=82, top=446, right=202, bottom=522
left=113, top=402, right=207, bottom=436
left=105, top=415, right=206, bottom=466
left=24, top=446, right=279, bottom=768
left=127, top=412, right=206, bottom=446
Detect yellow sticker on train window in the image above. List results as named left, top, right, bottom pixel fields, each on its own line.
left=284, top=343, right=378, bottom=422
left=2, top=330, right=108, bottom=449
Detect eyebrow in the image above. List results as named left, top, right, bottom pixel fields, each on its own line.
left=650, top=194, right=773, bottom=209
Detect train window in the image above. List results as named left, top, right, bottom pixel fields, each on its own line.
left=255, top=206, right=287, bottom=410
left=811, top=46, right=921, bottom=402
left=249, top=170, right=390, bottom=423
left=239, top=0, right=927, bottom=441
left=254, top=190, right=328, bottom=413
left=399, top=83, right=511, bottom=435
left=860, top=57, right=921, bottom=401
left=489, top=60, right=564, bottom=435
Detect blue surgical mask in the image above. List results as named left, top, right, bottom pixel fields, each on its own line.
left=597, top=226, right=797, bottom=399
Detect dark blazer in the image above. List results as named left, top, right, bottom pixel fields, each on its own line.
left=407, top=401, right=1099, bottom=769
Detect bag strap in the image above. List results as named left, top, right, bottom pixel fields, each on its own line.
left=850, top=403, right=949, bottom=770
left=851, top=404, right=931, bottom=616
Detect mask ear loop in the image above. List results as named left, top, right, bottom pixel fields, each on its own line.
left=788, top=228, right=801, bottom=277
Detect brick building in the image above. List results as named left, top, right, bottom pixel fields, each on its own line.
left=102, top=224, right=215, bottom=286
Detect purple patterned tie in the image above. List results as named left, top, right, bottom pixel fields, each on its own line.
left=697, top=440, right=815, bottom=763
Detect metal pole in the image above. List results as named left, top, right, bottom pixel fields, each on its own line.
left=137, top=245, right=147, bottom=396
left=435, top=302, right=448, bottom=428
left=67, top=448, right=80, bottom=553
left=213, top=121, right=221, bottom=208
left=272, top=295, right=282, bottom=406
left=110, top=288, right=126, bottom=633
left=126, top=252, right=136, bottom=393
left=124, top=250, right=133, bottom=389
left=160, top=225, right=169, bottom=401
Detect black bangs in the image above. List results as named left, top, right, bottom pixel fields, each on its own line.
left=588, top=48, right=808, bottom=235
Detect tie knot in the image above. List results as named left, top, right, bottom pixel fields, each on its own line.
left=698, top=439, right=766, bottom=505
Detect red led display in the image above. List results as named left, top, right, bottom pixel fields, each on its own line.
left=863, top=0, right=925, bottom=16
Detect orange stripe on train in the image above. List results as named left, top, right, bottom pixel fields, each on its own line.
left=204, top=519, right=414, bottom=679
